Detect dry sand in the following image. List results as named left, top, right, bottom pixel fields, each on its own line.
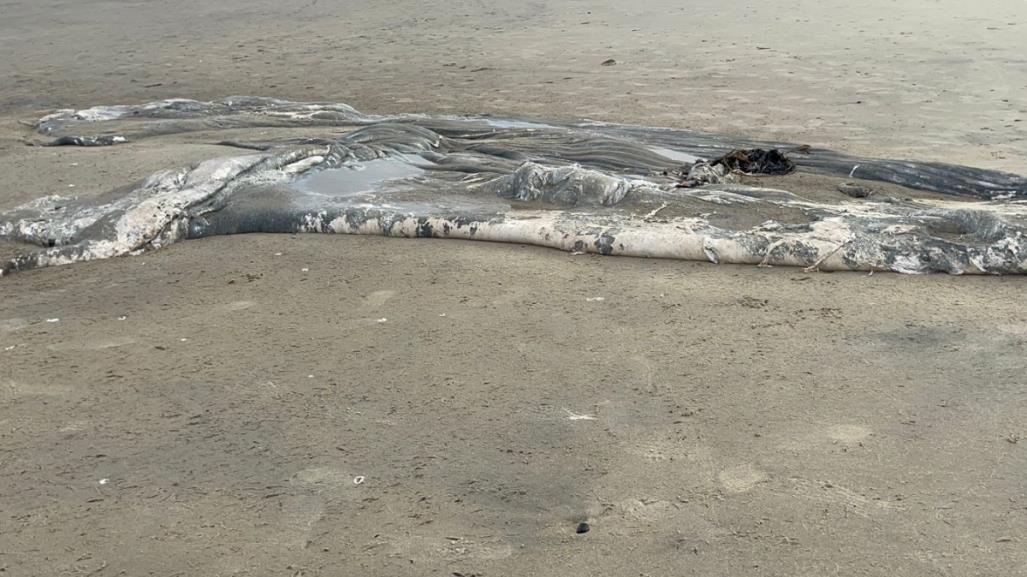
left=1, top=1, right=1026, bottom=575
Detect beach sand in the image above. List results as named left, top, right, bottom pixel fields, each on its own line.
left=1, top=1, right=1026, bottom=575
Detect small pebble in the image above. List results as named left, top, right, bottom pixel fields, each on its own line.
left=576, top=522, right=590, bottom=534
left=838, top=182, right=874, bottom=198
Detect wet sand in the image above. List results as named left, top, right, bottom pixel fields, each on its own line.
left=2, top=1, right=1026, bottom=575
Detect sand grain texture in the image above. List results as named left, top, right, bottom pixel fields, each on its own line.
left=1, top=1, right=1026, bottom=575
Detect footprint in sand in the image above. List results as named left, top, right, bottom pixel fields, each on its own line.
left=624, top=436, right=714, bottom=464
left=47, top=336, right=136, bottom=351
left=826, top=424, right=871, bottom=444
left=777, top=423, right=873, bottom=451
left=718, top=464, right=769, bottom=493
left=58, top=420, right=90, bottom=433
left=607, top=498, right=677, bottom=522
left=0, top=318, right=29, bottom=333
left=277, top=494, right=325, bottom=549
left=2, top=379, right=73, bottom=398
left=389, top=534, right=513, bottom=562
left=361, top=290, right=396, bottom=309
left=292, top=466, right=354, bottom=486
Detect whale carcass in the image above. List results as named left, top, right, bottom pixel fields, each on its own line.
left=3, top=97, right=1026, bottom=276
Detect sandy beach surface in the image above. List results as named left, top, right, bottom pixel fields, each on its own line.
left=2, top=1, right=1026, bottom=575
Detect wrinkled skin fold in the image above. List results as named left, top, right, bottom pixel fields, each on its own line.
left=3, top=96, right=1027, bottom=276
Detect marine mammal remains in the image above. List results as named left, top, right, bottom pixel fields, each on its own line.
left=3, top=97, right=1026, bottom=276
